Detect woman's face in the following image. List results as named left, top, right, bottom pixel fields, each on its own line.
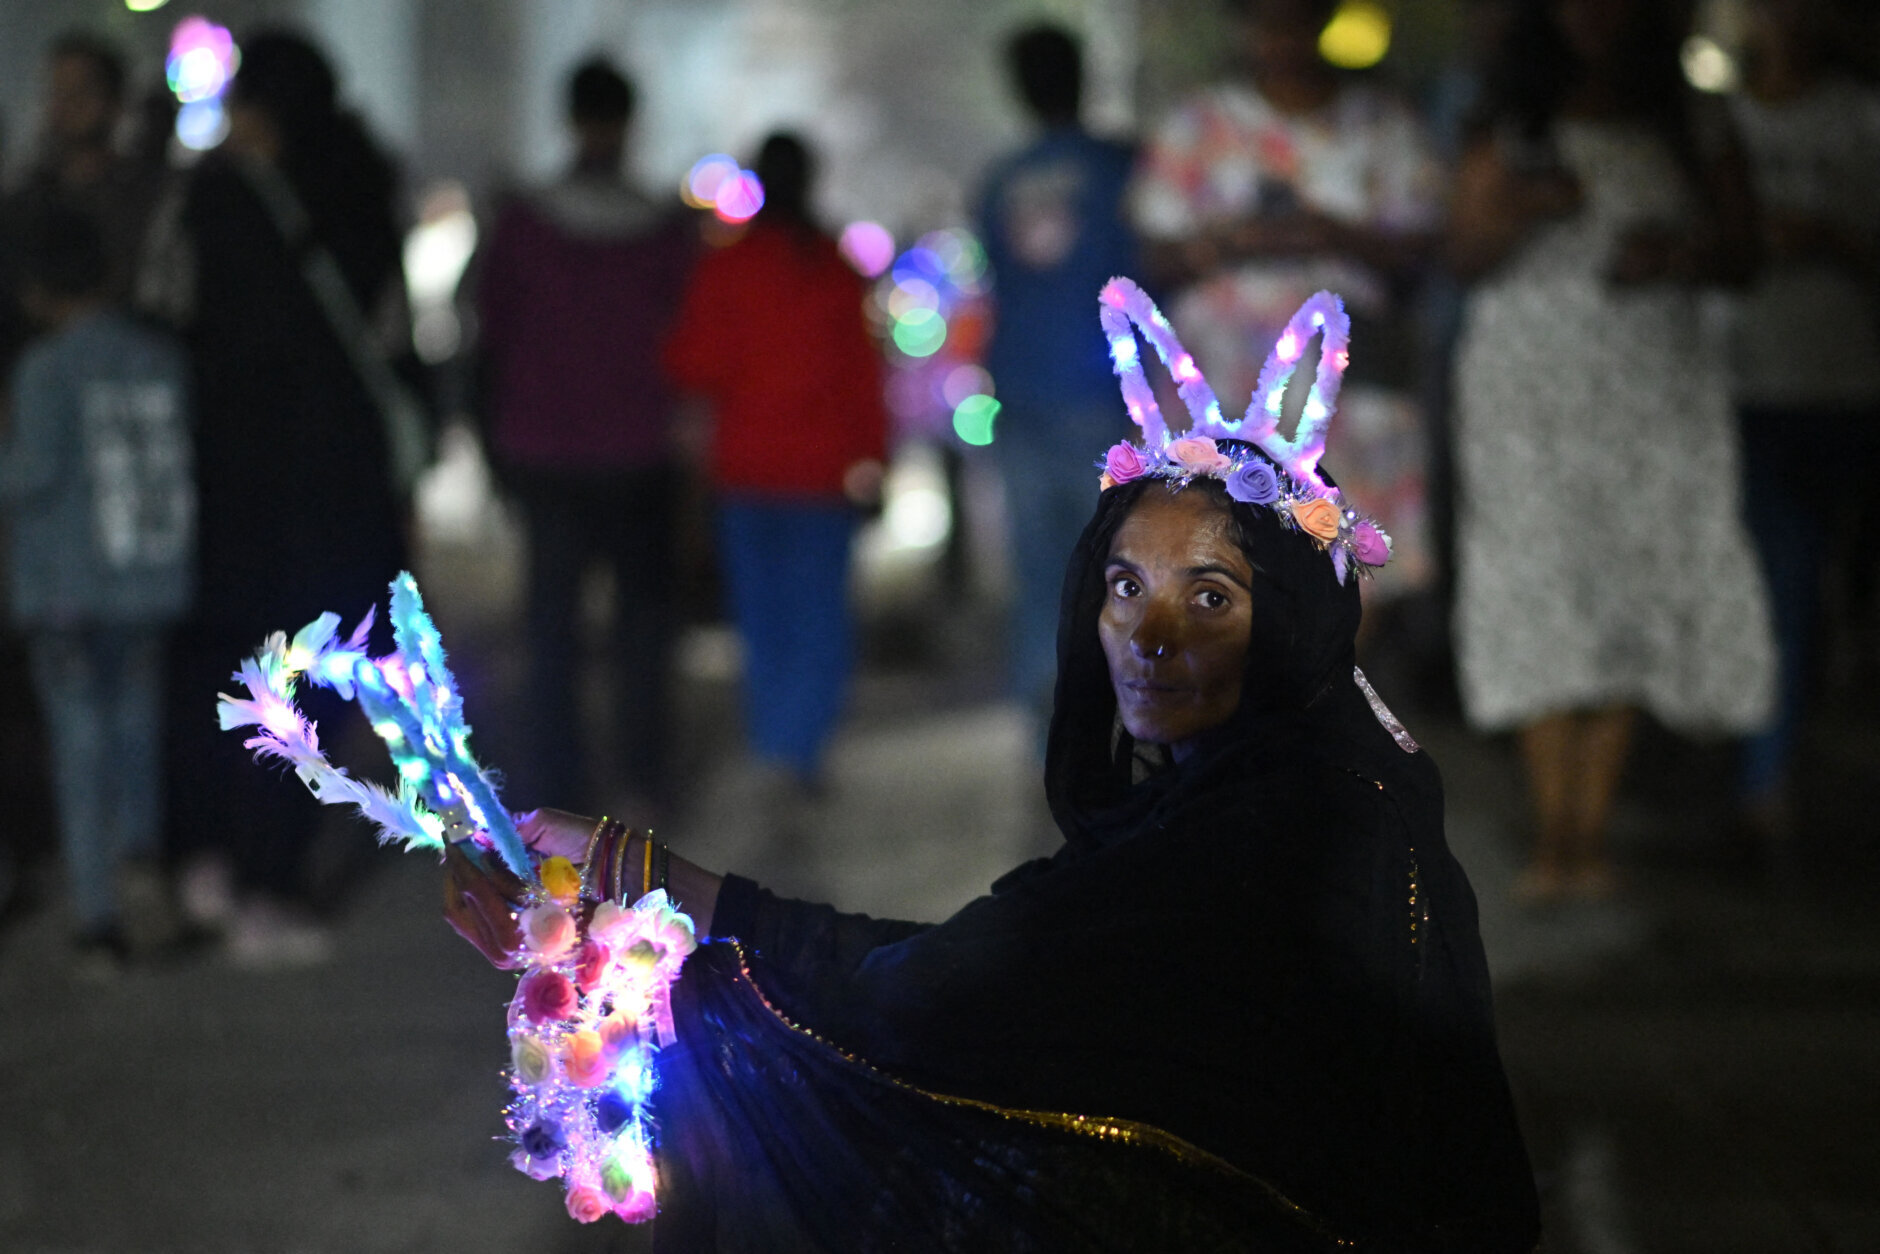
left=1099, top=487, right=1255, bottom=750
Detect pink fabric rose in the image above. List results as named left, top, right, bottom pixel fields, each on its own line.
left=614, top=1190, right=657, bottom=1222
left=1352, top=520, right=1391, bottom=566
left=574, top=939, right=612, bottom=993
left=1103, top=442, right=1147, bottom=484
left=1167, top=436, right=1230, bottom=476
left=517, top=969, right=579, bottom=1022
left=565, top=1185, right=612, bottom=1224
left=521, top=903, right=577, bottom=960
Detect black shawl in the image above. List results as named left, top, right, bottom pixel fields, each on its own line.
left=654, top=470, right=1540, bottom=1252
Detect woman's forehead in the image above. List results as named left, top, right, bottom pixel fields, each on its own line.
left=1107, top=488, right=1251, bottom=574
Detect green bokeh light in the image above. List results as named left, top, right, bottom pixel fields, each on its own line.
left=952, top=394, right=1000, bottom=446
left=893, top=308, right=947, bottom=358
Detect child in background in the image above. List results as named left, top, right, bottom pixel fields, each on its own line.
left=1, top=206, right=194, bottom=974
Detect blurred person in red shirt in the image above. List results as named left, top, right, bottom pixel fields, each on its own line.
left=662, top=133, right=885, bottom=797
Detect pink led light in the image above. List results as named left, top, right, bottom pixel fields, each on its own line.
left=379, top=655, right=413, bottom=699
left=941, top=364, right=993, bottom=408
left=259, top=697, right=301, bottom=739
left=166, top=17, right=237, bottom=103
left=713, top=171, right=764, bottom=224
left=838, top=221, right=895, bottom=277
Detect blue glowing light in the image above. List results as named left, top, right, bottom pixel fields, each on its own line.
left=175, top=99, right=228, bottom=151
left=891, top=247, right=947, bottom=289
left=614, top=1055, right=655, bottom=1105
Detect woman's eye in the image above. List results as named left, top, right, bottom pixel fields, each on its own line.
left=1111, top=576, right=1139, bottom=598
left=1197, top=588, right=1228, bottom=609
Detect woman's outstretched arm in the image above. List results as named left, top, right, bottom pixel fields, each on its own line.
left=442, top=809, right=723, bottom=965
left=441, top=808, right=932, bottom=979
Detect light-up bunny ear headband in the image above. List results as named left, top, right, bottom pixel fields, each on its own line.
left=1094, top=276, right=1391, bottom=584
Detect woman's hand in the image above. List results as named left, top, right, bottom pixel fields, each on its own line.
left=515, top=808, right=598, bottom=861
left=442, top=811, right=592, bottom=967
left=442, top=843, right=527, bottom=968
left=443, top=809, right=725, bottom=958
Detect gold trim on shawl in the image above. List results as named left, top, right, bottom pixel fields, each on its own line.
left=721, top=940, right=1355, bottom=1248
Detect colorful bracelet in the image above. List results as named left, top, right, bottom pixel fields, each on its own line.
left=584, top=818, right=627, bottom=903
left=579, top=817, right=607, bottom=897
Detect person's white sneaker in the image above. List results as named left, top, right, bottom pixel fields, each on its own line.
left=225, top=898, right=334, bottom=970
left=178, top=856, right=237, bottom=930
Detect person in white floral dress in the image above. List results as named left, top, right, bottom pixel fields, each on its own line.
left=1449, top=0, right=1775, bottom=901
left=1128, top=0, right=1442, bottom=602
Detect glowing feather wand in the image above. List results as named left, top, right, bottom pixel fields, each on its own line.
left=217, top=572, right=693, bottom=1225
left=215, top=571, right=535, bottom=884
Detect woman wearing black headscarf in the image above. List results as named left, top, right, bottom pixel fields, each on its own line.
left=151, top=31, right=420, bottom=962
left=452, top=288, right=1538, bottom=1250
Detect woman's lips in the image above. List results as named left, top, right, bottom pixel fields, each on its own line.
left=1119, top=677, right=1189, bottom=697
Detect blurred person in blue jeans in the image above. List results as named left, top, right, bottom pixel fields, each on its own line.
left=1726, top=0, right=1880, bottom=847
left=662, top=135, right=885, bottom=799
left=977, top=24, right=1138, bottom=738
left=0, top=30, right=169, bottom=932
left=0, top=207, right=193, bottom=974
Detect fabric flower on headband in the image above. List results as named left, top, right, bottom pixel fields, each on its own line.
left=1094, top=278, right=1393, bottom=583
left=1167, top=436, right=1233, bottom=476
left=1226, top=459, right=1281, bottom=506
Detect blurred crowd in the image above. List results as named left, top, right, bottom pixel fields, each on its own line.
left=1, top=0, right=1876, bottom=977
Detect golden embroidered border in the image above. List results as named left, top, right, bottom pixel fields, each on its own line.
left=722, top=940, right=1355, bottom=1248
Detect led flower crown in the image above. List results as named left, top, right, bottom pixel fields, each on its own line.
left=1096, top=277, right=1391, bottom=584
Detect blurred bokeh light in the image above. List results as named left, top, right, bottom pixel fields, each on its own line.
left=838, top=220, right=895, bottom=277
left=167, top=16, right=236, bottom=151
left=1318, top=0, right=1391, bottom=70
